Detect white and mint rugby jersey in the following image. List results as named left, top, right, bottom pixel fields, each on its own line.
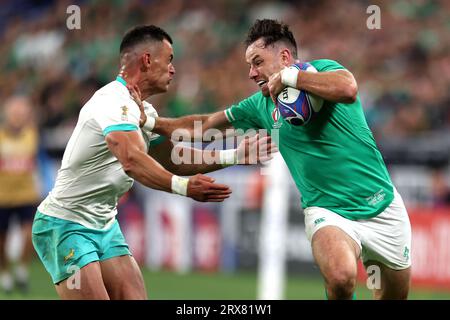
left=38, top=77, right=162, bottom=229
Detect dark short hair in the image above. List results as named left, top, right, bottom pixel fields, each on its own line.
left=120, top=25, right=173, bottom=54
left=245, top=19, right=298, bottom=58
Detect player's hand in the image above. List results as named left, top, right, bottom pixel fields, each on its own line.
left=268, top=71, right=285, bottom=103
left=237, top=134, right=278, bottom=165
left=187, top=174, right=232, bottom=202
left=127, top=84, right=147, bottom=128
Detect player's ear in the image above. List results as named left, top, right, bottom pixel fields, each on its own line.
left=280, top=48, right=291, bottom=66
left=140, top=52, right=151, bottom=71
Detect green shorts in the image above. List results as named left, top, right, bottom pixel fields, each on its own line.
left=32, top=210, right=131, bottom=284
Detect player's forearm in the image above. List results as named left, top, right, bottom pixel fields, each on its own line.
left=124, top=149, right=174, bottom=192
left=153, top=115, right=211, bottom=138
left=297, top=71, right=358, bottom=103
left=169, top=147, right=224, bottom=175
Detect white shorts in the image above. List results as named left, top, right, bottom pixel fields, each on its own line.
left=304, top=189, right=411, bottom=270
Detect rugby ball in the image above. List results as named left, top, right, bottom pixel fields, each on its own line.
left=277, top=63, right=323, bottom=126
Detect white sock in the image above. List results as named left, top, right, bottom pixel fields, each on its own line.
left=15, top=264, right=29, bottom=282
left=1, top=272, right=13, bottom=290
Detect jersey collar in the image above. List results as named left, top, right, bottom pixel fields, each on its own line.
left=116, top=76, right=127, bottom=87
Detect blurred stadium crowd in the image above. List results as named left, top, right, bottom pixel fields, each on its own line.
left=0, top=0, right=449, bottom=162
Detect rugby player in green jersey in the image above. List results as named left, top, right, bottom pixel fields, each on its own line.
left=144, top=19, right=411, bottom=300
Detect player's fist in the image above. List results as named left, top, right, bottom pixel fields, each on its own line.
left=187, top=174, right=232, bottom=202
left=268, top=71, right=284, bottom=103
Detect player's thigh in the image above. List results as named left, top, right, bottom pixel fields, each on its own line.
left=312, top=225, right=360, bottom=282
left=32, top=211, right=109, bottom=294
left=305, top=207, right=361, bottom=279
left=364, top=260, right=410, bottom=300
left=100, top=255, right=147, bottom=300
left=55, top=261, right=109, bottom=300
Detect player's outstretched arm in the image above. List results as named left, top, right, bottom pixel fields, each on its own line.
left=149, top=134, right=277, bottom=176
left=268, top=68, right=358, bottom=104
left=127, top=83, right=231, bottom=141
left=152, top=111, right=231, bottom=141
left=106, top=130, right=232, bottom=202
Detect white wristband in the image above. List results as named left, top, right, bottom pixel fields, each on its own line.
left=142, top=116, right=156, bottom=132
left=281, top=67, right=299, bottom=88
left=219, top=149, right=237, bottom=167
left=171, top=175, right=189, bottom=196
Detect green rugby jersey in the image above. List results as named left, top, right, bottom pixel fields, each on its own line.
left=224, top=59, right=394, bottom=220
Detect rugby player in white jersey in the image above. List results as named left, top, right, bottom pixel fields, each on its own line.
left=32, top=25, right=275, bottom=300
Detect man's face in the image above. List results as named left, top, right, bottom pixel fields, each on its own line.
left=245, top=39, right=287, bottom=97
left=146, top=39, right=175, bottom=94
left=5, top=97, right=30, bottom=130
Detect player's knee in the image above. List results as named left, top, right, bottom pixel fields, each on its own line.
left=396, top=288, right=409, bottom=300
left=326, top=270, right=356, bottom=299
left=114, top=281, right=146, bottom=300
left=109, top=273, right=146, bottom=300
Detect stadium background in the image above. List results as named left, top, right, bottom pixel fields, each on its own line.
left=1, top=0, right=450, bottom=299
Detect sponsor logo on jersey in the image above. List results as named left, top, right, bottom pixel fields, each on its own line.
left=121, top=105, right=129, bottom=121
left=366, top=189, right=386, bottom=206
